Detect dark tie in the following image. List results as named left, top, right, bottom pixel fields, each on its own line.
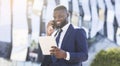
left=56, top=29, right=62, bottom=46
left=51, top=29, right=62, bottom=62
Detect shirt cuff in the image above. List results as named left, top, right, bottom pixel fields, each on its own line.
left=65, top=52, right=70, bottom=60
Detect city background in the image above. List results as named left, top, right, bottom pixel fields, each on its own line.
left=0, top=0, right=120, bottom=66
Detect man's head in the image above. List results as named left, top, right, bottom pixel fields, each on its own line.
left=53, top=5, right=69, bottom=29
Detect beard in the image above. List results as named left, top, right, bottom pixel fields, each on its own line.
left=55, top=20, right=68, bottom=29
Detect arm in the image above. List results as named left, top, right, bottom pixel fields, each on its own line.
left=69, top=29, right=88, bottom=63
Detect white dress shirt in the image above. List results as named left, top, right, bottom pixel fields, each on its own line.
left=52, top=23, right=70, bottom=60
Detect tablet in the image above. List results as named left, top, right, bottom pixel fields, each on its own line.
left=39, top=36, right=57, bottom=55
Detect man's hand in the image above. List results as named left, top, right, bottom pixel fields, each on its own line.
left=50, top=46, right=67, bottom=59
left=46, top=20, right=55, bottom=36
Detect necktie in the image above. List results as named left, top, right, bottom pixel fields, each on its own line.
left=56, top=29, right=62, bottom=46
left=51, top=29, right=62, bottom=62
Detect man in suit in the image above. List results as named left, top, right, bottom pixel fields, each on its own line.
left=41, top=5, right=88, bottom=66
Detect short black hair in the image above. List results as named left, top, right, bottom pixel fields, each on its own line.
left=54, top=5, right=67, bottom=12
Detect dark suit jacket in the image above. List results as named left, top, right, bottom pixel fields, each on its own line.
left=42, top=24, right=88, bottom=66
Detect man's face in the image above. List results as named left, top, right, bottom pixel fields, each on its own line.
left=53, top=9, right=68, bottom=28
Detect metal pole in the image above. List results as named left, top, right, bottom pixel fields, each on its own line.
left=10, top=0, right=13, bottom=58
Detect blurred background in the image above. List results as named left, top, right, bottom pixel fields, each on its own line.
left=0, top=0, right=120, bottom=66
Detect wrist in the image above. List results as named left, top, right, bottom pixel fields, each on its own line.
left=64, top=51, right=67, bottom=59
left=65, top=52, right=70, bottom=60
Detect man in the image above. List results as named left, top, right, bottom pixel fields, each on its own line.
left=42, top=5, right=88, bottom=66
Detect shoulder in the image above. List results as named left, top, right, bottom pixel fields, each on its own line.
left=68, top=24, right=86, bottom=35
left=72, top=25, right=86, bottom=33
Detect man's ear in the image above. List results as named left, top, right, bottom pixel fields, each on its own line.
left=67, top=12, right=69, bottom=17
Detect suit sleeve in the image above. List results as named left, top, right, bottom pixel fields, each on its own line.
left=69, top=29, right=88, bottom=63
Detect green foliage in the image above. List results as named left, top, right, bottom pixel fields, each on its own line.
left=91, top=48, right=120, bottom=66
left=30, top=40, right=38, bottom=51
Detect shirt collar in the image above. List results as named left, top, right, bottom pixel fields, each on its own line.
left=51, top=23, right=70, bottom=37
left=61, top=23, right=70, bottom=31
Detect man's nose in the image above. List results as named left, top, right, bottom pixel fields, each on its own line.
left=54, top=17, right=60, bottom=22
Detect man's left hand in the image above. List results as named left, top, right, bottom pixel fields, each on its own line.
left=50, top=46, right=67, bottom=59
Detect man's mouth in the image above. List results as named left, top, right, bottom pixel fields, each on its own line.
left=56, top=21, right=61, bottom=24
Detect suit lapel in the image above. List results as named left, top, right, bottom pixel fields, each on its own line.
left=61, top=24, right=74, bottom=49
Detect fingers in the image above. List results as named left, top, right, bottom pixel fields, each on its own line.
left=51, top=46, right=58, bottom=49
left=50, top=50, right=54, bottom=55
left=50, top=46, right=59, bottom=55
left=47, top=20, right=54, bottom=28
left=47, top=25, right=54, bottom=36
left=50, top=46, right=67, bottom=59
